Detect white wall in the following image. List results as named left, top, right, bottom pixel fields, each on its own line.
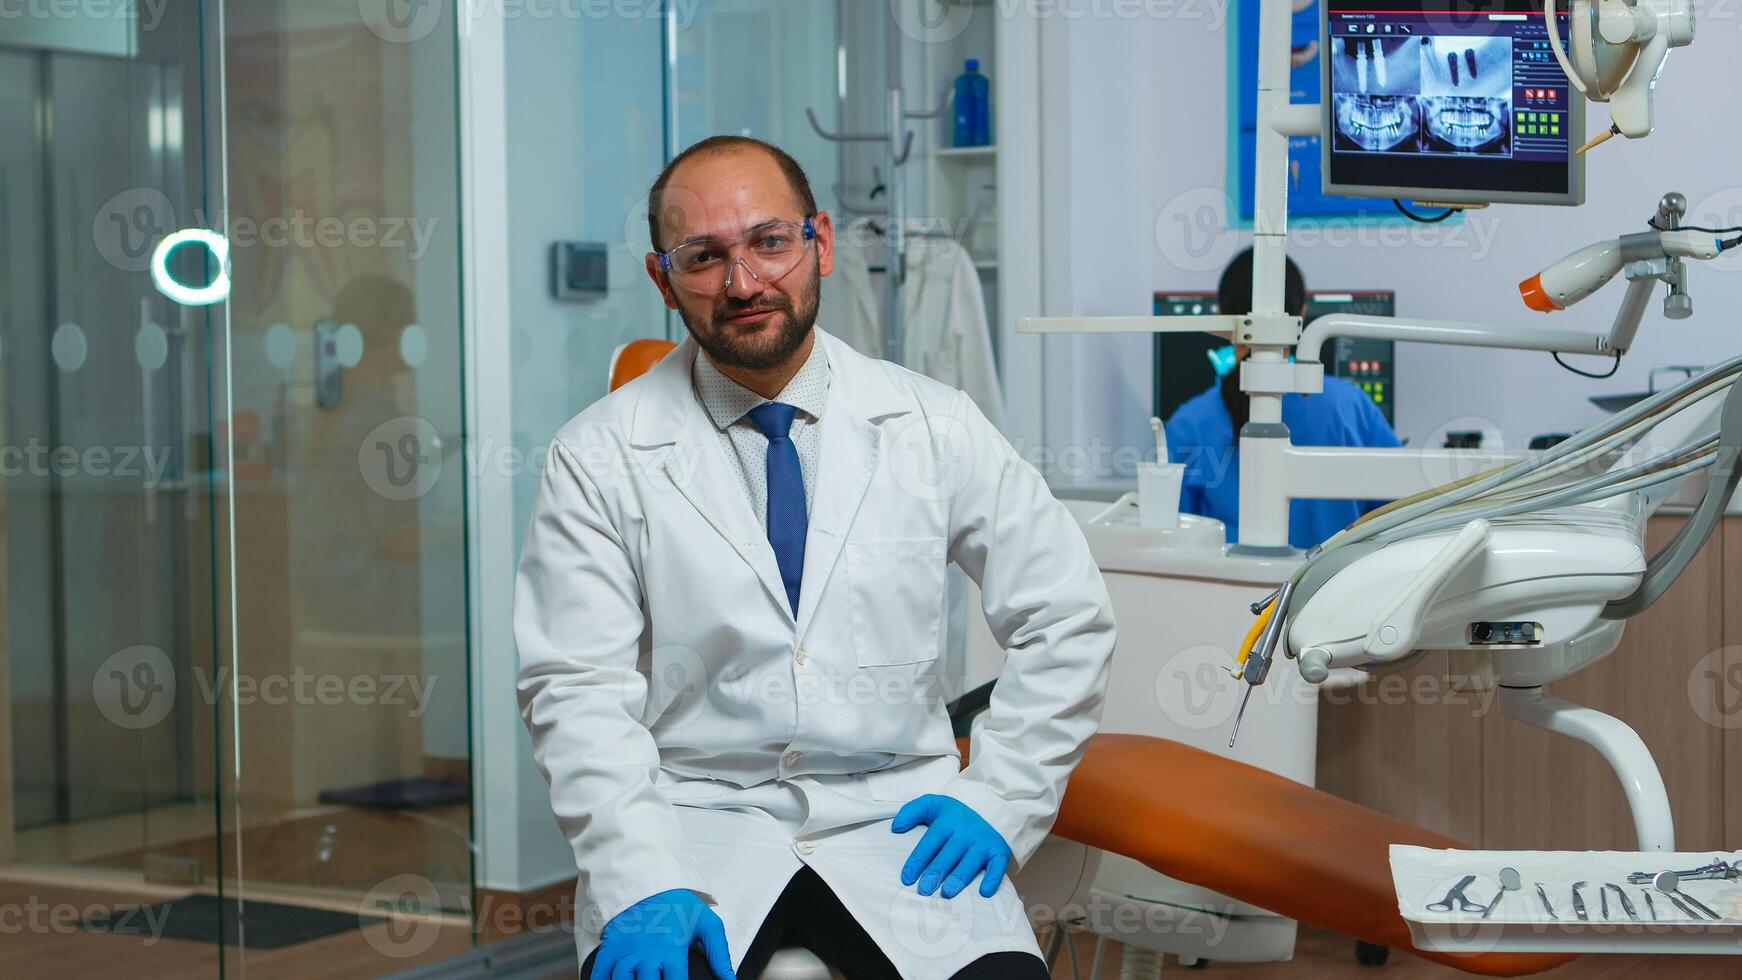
left=1023, top=8, right=1742, bottom=486
left=465, top=5, right=673, bottom=896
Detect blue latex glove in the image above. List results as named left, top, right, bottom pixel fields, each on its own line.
left=592, top=888, right=736, bottom=980
left=890, top=794, right=1012, bottom=899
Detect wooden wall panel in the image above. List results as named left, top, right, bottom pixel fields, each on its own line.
left=1316, top=655, right=1486, bottom=844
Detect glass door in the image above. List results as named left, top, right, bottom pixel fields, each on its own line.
left=1, top=4, right=227, bottom=975
left=2, top=3, right=474, bottom=975
left=216, top=1, right=475, bottom=970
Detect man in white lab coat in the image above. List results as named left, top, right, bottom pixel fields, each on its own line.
left=515, top=135, right=1115, bottom=980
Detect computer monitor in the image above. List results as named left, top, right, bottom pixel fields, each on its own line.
left=1152, top=290, right=1397, bottom=426
left=1320, top=0, right=1584, bottom=206
left=1305, top=291, right=1397, bottom=426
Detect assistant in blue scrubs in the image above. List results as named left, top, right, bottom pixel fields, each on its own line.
left=1165, top=249, right=1400, bottom=550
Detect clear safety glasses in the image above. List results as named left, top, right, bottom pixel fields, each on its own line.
left=658, top=216, right=816, bottom=295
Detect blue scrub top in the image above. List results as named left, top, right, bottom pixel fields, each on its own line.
left=1164, top=376, right=1401, bottom=550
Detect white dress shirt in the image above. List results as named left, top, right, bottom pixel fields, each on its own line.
left=690, top=335, right=830, bottom=529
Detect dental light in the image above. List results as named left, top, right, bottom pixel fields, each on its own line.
left=1545, top=0, right=1695, bottom=152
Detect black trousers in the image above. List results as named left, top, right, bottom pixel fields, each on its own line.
left=580, top=866, right=1049, bottom=980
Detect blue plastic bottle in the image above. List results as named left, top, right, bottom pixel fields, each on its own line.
left=952, top=59, right=990, bottom=147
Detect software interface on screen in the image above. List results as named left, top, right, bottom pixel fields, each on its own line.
left=1324, top=2, right=1576, bottom=198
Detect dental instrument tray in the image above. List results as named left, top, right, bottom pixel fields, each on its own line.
left=1391, top=844, right=1742, bottom=954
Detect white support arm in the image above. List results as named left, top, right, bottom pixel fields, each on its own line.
left=1296, top=314, right=1612, bottom=366
left=1015, top=314, right=1240, bottom=336
left=1498, top=687, right=1675, bottom=852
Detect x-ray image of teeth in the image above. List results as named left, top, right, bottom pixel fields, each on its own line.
left=1420, top=36, right=1511, bottom=98
left=1420, top=96, right=1509, bottom=154
left=1332, top=94, right=1420, bottom=152
left=1330, top=36, right=1419, bottom=97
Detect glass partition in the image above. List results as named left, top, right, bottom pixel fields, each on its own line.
left=1, top=2, right=474, bottom=974
left=1, top=4, right=226, bottom=975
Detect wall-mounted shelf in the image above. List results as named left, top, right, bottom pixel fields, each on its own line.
left=934, top=144, right=997, bottom=159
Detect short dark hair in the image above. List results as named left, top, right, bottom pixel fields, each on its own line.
left=1216, top=246, right=1306, bottom=317
left=646, top=135, right=818, bottom=252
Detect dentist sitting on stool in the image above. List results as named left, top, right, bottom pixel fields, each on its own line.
left=515, top=135, right=1116, bottom=980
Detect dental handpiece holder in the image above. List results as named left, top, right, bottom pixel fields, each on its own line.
left=1295, top=520, right=1491, bottom=683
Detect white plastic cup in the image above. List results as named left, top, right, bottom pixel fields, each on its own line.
left=1137, top=461, right=1185, bottom=529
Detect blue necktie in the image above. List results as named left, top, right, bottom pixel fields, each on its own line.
left=746, top=402, right=807, bottom=615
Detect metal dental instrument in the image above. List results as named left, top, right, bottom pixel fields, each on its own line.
left=1603, top=884, right=1639, bottom=921
left=1644, top=890, right=1658, bottom=921
left=1657, top=887, right=1706, bottom=920
left=1228, top=580, right=1295, bottom=749
left=1626, top=858, right=1741, bottom=885
left=1426, top=874, right=1487, bottom=914
left=1654, top=871, right=1725, bottom=921
left=1481, top=867, right=1521, bottom=920
left=1599, top=886, right=1609, bottom=920
left=1534, top=882, right=1557, bottom=920
left=1570, top=881, right=1588, bottom=921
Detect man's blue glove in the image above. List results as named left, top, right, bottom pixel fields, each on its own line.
left=592, top=888, right=736, bottom=979
left=890, top=794, right=1012, bottom=899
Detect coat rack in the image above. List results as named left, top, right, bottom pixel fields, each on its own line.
left=806, top=69, right=951, bottom=365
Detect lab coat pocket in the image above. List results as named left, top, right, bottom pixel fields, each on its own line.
left=845, top=537, right=947, bottom=668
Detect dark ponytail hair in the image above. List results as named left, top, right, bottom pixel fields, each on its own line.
left=1215, top=247, right=1305, bottom=437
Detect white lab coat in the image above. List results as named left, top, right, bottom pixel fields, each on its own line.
left=515, top=327, right=1114, bottom=979
left=823, top=217, right=1007, bottom=432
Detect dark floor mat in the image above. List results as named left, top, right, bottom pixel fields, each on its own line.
left=318, top=777, right=470, bottom=811
left=83, top=893, right=383, bottom=949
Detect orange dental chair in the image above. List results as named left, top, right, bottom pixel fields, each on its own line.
left=610, top=337, right=1574, bottom=977
left=969, top=732, right=1577, bottom=976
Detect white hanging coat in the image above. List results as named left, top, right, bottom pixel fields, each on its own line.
left=515, top=327, right=1115, bottom=979
left=823, top=217, right=1007, bottom=432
